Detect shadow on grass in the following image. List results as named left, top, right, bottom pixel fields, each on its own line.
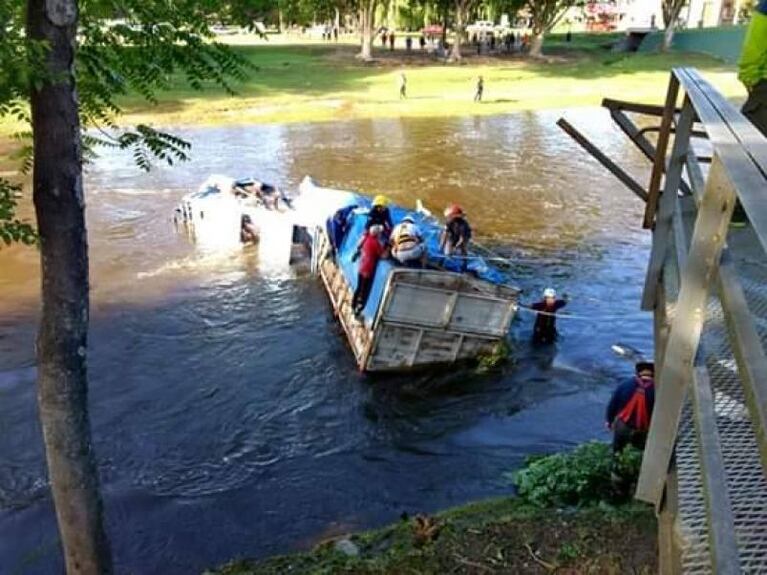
left=118, top=40, right=737, bottom=113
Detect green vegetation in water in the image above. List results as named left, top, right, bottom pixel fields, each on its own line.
left=475, top=339, right=511, bottom=373
left=208, top=443, right=654, bottom=575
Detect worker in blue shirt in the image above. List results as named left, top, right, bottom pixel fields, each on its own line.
left=606, top=362, right=655, bottom=453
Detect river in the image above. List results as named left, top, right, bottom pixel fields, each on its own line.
left=0, top=110, right=653, bottom=574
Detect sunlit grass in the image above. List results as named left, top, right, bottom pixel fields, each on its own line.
left=0, top=36, right=746, bottom=138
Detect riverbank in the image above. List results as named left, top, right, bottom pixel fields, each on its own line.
left=0, top=35, right=745, bottom=141
left=209, top=497, right=656, bottom=574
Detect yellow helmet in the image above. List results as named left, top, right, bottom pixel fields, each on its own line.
left=372, top=194, right=390, bottom=207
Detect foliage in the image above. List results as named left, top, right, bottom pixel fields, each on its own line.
left=527, top=0, right=582, bottom=35
left=0, top=179, right=35, bottom=246
left=513, top=441, right=643, bottom=507
left=0, top=0, right=251, bottom=244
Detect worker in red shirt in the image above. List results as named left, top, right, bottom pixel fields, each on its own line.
left=352, top=224, right=389, bottom=317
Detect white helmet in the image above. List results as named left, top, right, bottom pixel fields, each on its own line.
left=543, top=288, right=556, bottom=299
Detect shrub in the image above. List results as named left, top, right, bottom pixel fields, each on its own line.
left=513, top=441, right=643, bottom=507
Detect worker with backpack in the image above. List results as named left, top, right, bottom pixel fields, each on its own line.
left=605, top=362, right=655, bottom=453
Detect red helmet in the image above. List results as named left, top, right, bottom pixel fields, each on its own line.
left=444, top=204, right=464, bottom=219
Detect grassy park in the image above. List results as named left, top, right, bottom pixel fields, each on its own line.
left=0, top=33, right=745, bottom=141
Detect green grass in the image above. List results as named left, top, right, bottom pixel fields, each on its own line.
left=0, top=33, right=744, bottom=138
left=206, top=497, right=657, bottom=575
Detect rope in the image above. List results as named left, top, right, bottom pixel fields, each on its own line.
left=514, top=303, right=649, bottom=322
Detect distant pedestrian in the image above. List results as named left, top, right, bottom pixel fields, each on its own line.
left=334, top=27, right=339, bottom=41
left=474, top=75, right=484, bottom=102
left=398, top=72, right=407, bottom=99
left=405, top=36, right=412, bottom=52
left=505, top=33, right=513, bottom=53
left=381, top=31, right=387, bottom=47
left=389, top=31, right=395, bottom=51
left=419, top=35, right=426, bottom=50
left=490, top=34, right=496, bottom=51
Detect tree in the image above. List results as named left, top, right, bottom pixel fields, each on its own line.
left=2, top=0, right=248, bottom=570
left=448, top=0, right=479, bottom=61
left=357, top=0, right=379, bottom=60
left=661, top=0, right=685, bottom=51
left=526, top=0, right=578, bottom=57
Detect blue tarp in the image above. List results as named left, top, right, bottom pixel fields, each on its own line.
left=332, top=195, right=511, bottom=324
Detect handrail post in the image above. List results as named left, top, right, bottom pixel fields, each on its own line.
left=636, top=155, right=736, bottom=504
left=643, top=73, right=680, bottom=229
left=641, top=96, right=695, bottom=311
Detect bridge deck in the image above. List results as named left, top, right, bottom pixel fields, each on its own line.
left=560, top=68, right=767, bottom=573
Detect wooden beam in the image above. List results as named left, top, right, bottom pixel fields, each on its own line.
left=556, top=117, right=648, bottom=202
left=636, top=155, right=736, bottom=504
left=610, top=109, right=693, bottom=197
left=644, top=75, right=680, bottom=228
left=690, top=366, right=742, bottom=573
left=602, top=98, right=677, bottom=117
left=675, top=68, right=767, bottom=257
left=641, top=97, right=695, bottom=311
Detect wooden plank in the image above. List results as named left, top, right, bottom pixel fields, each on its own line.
left=556, top=118, right=648, bottom=202
left=610, top=110, right=693, bottom=197
left=644, top=74, right=680, bottom=228
left=690, top=366, right=742, bottom=573
left=658, top=464, right=681, bottom=575
left=674, top=68, right=767, bottom=256
left=602, top=98, right=678, bottom=117
left=641, top=97, right=695, bottom=310
left=682, top=69, right=767, bottom=175
left=637, top=155, right=736, bottom=504
left=685, top=154, right=706, bottom=201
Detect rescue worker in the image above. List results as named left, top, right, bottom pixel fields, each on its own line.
left=606, top=362, right=656, bottom=453
left=390, top=215, right=426, bottom=268
left=365, top=195, right=394, bottom=239
left=739, top=0, right=767, bottom=137
left=440, top=204, right=472, bottom=270
left=326, top=204, right=358, bottom=257
left=240, top=214, right=258, bottom=244
left=351, top=224, right=388, bottom=317
left=531, top=288, right=567, bottom=345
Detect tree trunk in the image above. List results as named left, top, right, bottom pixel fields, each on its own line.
left=661, top=21, right=675, bottom=51
left=358, top=3, right=374, bottom=60
left=529, top=32, right=544, bottom=57
left=449, top=1, right=465, bottom=61
left=27, top=0, right=112, bottom=573
left=278, top=8, right=284, bottom=33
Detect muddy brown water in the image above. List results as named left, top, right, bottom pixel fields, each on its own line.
left=0, top=110, right=653, bottom=574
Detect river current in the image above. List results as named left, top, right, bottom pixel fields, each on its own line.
left=0, top=110, right=653, bottom=574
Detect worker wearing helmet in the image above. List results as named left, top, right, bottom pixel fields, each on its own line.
left=439, top=204, right=472, bottom=270
left=365, top=195, right=394, bottom=239
left=531, top=288, right=568, bottom=345
left=739, top=0, right=767, bottom=136
left=390, top=214, right=426, bottom=268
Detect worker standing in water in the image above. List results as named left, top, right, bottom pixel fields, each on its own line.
left=531, top=288, right=567, bottom=345
left=739, top=0, right=767, bottom=136
left=606, top=362, right=656, bottom=453
left=352, top=225, right=388, bottom=317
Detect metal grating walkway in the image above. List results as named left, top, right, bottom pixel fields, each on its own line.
left=662, top=220, right=767, bottom=574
